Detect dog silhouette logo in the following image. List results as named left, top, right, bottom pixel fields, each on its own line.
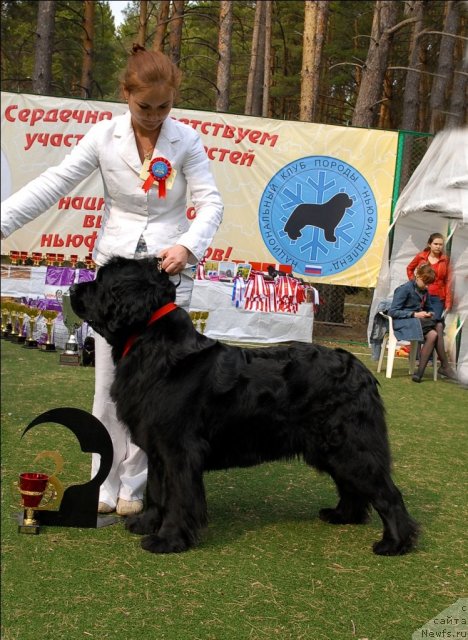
left=284, top=192, right=354, bottom=243
left=258, top=156, right=378, bottom=278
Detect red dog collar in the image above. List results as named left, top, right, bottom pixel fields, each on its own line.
left=122, top=302, right=178, bottom=358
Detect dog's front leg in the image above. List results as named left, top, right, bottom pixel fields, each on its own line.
left=141, top=447, right=207, bottom=554
left=125, top=455, right=164, bottom=535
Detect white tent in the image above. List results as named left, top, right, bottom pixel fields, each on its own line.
left=369, top=126, right=468, bottom=383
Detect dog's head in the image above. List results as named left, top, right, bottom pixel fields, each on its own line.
left=70, top=257, right=176, bottom=345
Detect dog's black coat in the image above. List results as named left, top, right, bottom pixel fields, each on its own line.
left=70, top=257, right=419, bottom=555
left=284, top=192, right=353, bottom=242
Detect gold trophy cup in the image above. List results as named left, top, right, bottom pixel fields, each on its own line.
left=1, top=303, right=11, bottom=337
left=24, top=307, right=40, bottom=348
left=15, top=304, right=28, bottom=344
left=40, top=310, right=59, bottom=352
left=189, top=311, right=201, bottom=331
left=8, top=306, right=20, bottom=341
left=199, top=311, right=209, bottom=334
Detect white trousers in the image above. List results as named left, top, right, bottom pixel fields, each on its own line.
left=91, top=273, right=194, bottom=507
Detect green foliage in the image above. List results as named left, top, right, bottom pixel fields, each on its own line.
left=0, top=0, right=461, bottom=128
left=1, top=0, right=121, bottom=100
left=0, top=0, right=37, bottom=92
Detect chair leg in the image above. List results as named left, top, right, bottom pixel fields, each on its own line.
left=385, top=336, right=397, bottom=378
left=433, top=348, right=438, bottom=381
left=377, top=336, right=388, bottom=373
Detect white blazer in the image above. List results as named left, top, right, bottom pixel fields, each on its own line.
left=1, top=112, right=223, bottom=266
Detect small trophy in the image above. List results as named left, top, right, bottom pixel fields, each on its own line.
left=1, top=303, right=10, bottom=338
left=189, top=311, right=201, bottom=331
left=40, top=310, right=59, bottom=352
left=59, top=292, right=82, bottom=365
left=16, top=471, right=63, bottom=534
left=8, top=305, right=20, bottom=342
left=15, top=303, right=28, bottom=344
left=199, top=311, right=209, bottom=334
left=24, top=307, right=40, bottom=348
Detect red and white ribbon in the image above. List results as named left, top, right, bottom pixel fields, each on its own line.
left=275, top=276, right=306, bottom=314
left=142, top=157, right=172, bottom=197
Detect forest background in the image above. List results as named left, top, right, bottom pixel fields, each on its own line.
left=1, top=0, right=467, bottom=135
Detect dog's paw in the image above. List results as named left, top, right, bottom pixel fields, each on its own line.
left=372, top=538, right=413, bottom=556
left=125, top=511, right=161, bottom=535
left=140, top=534, right=190, bottom=554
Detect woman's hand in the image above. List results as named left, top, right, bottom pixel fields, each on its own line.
left=158, top=244, right=190, bottom=274
left=414, top=311, right=432, bottom=318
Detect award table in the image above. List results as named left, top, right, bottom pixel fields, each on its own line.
left=1, top=265, right=314, bottom=345
left=189, top=280, right=314, bottom=344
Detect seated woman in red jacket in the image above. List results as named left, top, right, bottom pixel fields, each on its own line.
left=407, top=233, right=453, bottom=321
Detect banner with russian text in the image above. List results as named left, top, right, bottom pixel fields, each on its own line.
left=1, top=92, right=398, bottom=286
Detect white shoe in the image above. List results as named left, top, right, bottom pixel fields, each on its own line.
left=98, top=501, right=115, bottom=514
left=116, top=498, right=143, bottom=516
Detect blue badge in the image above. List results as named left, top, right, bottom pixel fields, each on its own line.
left=258, top=156, right=378, bottom=277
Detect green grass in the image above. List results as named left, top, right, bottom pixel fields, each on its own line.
left=1, top=338, right=467, bottom=640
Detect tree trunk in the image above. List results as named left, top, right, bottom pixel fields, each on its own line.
left=418, top=41, right=430, bottom=131
left=245, top=1, right=265, bottom=116
left=352, top=0, right=399, bottom=128
left=152, top=0, right=170, bottom=52
left=300, top=1, right=331, bottom=121
left=216, top=0, right=233, bottom=112
left=137, top=0, right=148, bottom=47
left=445, top=43, right=468, bottom=128
left=429, top=0, right=459, bottom=133
left=262, top=0, right=272, bottom=117
left=32, top=0, right=56, bottom=95
left=399, top=1, right=425, bottom=192
left=400, top=0, right=425, bottom=132
left=169, top=0, right=184, bottom=65
left=80, top=0, right=94, bottom=99
left=300, top=0, right=317, bottom=122
left=378, top=70, right=393, bottom=128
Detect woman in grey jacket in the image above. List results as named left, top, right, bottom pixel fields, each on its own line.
left=1, top=45, right=224, bottom=515
left=389, top=264, right=456, bottom=382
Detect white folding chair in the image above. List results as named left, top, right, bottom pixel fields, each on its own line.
left=376, top=313, right=437, bottom=380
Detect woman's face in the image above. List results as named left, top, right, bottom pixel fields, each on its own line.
left=124, top=83, right=175, bottom=135
left=415, top=276, right=429, bottom=290
left=429, top=238, right=444, bottom=255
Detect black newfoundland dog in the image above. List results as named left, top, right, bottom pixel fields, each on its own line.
left=70, top=257, right=419, bottom=556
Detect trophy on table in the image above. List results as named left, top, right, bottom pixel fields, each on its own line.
left=189, top=311, right=201, bottom=331
left=59, top=291, right=82, bottom=365
left=40, top=309, right=59, bottom=352
left=199, top=311, right=209, bottom=334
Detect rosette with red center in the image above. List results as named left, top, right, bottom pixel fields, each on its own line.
left=142, top=157, right=172, bottom=197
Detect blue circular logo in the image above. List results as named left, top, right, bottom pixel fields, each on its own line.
left=258, top=156, right=378, bottom=277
